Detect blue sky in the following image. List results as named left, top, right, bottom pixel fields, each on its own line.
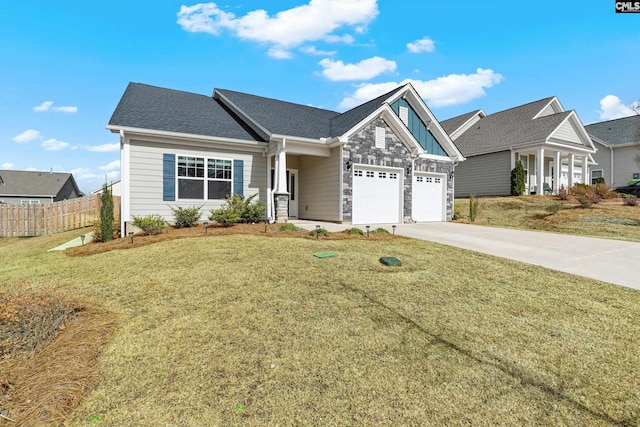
left=2, top=1, right=639, bottom=193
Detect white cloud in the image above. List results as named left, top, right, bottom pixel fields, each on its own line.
left=1, top=163, right=14, bottom=169
left=34, top=101, right=54, bottom=112
left=71, top=167, right=120, bottom=193
left=598, top=95, right=636, bottom=120
left=407, top=36, right=435, bottom=53
left=300, top=46, right=337, bottom=56
left=42, top=138, right=70, bottom=151
left=99, top=160, right=121, bottom=171
left=319, top=56, right=396, bottom=81
left=33, top=101, right=78, bottom=113
left=338, top=68, right=503, bottom=110
left=84, top=143, right=119, bottom=152
left=12, top=129, right=41, bottom=143
left=177, top=0, right=378, bottom=58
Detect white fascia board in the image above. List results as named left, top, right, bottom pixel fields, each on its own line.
left=213, top=91, right=272, bottom=140
left=589, top=135, right=610, bottom=148
left=532, top=96, right=564, bottom=119
left=418, top=153, right=454, bottom=162
left=106, top=125, right=268, bottom=153
left=449, top=110, right=486, bottom=140
left=270, top=134, right=329, bottom=145
left=388, top=83, right=466, bottom=161
left=610, top=141, right=640, bottom=149
left=548, top=112, right=597, bottom=151
left=266, top=139, right=330, bottom=157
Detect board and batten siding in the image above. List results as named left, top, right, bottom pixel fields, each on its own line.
left=612, top=145, right=640, bottom=188
left=454, top=151, right=512, bottom=197
left=298, top=147, right=342, bottom=221
left=128, top=139, right=266, bottom=221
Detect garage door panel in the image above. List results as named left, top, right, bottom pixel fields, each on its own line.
left=352, top=167, right=401, bottom=224
left=412, top=173, right=444, bottom=222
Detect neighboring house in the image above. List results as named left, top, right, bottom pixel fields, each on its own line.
left=107, top=82, right=464, bottom=233
left=441, top=97, right=596, bottom=197
left=0, top=170, right=83, bottom=205
left=91, top=179, right=122, bottom=198
left=585, top=115, right=640, bottom=187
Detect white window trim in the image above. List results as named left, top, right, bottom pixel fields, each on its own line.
left=176, top=155, right=233, bottom=201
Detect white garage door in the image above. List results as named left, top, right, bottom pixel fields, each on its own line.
left=412, top=173, right=445, bottom=222
left=352, top=166, right=402, bottom=224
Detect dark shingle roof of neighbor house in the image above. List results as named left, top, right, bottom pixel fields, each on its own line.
left=108, top=83, right=265, bottom=141
left=441, top=97, right=572, bottom=156
left=439, top=110, right=483, bottom=135
left=0, top=170, right=80, bottom=197
left=109, top=82, right=412, bottom=141
left=585, top=115, right=640, bottom=146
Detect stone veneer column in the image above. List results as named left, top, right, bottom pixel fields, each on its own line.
left=274, top=193, right=289, bottom=223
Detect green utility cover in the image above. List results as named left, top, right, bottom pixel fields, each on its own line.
left=380, top=256, right=402, bottom=266
left=314, top=251, right=337, bottom=258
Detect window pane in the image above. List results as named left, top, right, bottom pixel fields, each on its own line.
left=208, top=181, right=231, bottom=200
left=178, top=179, right=204, bottom=199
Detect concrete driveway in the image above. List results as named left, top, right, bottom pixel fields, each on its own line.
left=291, top=220, right=640, bottom=290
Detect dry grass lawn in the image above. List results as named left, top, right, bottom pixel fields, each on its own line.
left=1, top=225, right=639, bottom=425
left=455, top=196, right=640, bottom=242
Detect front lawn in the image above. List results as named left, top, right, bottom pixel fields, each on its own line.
left=455, top=196, right=640, bottom=242
left=1, top=228, right=639, bottom=425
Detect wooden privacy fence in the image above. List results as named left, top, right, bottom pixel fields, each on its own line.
left=0, top=194, right=121, bottom=237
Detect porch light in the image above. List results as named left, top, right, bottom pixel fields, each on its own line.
left=345, top=159, right=353, bottom=170
left=128, top=231, right=134, bottom=244
left=449, top=170, right=454, bottom=180
left=80, top=235, right=85, bottom=246
left=406, top=165, right=412, bottom=176
left=366, top=225, right=370, bottom=238
left=315, top=225, right=320, bottom=240
left=203, top=221, right=209, bottom=233
left=392, top=225, right=396, bottom=235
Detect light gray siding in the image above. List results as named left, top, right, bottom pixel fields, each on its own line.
left=0, top=196, right=54, bottom=205
left=590, top=141, right=612, bottom=185
left=612, top=145, right=640, bottom=187
left=298, top=147, right=341, bottom=221
left=454, top=151, right=512, bottom=197
left=552, top=120, right=582, bottom=144
left=128, top=139, right=266, bottom=221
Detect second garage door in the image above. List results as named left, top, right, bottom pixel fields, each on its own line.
left=412, top=172, right=445, bottom=222
left=352, top=166, right=402, bottom=224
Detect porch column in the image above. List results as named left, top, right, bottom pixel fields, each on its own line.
left=582, top=156, right=589, bottom=185
left=554, top=151, right=561, bottom=194
left=510, top=149, right=516, bottom=170
left=568, top=153, right=575, bottom=188
left=266, top=155, right=273, bottom=221
left=274, top=141, right=289, bottom=223
left=536, top=148, right=544, bottom=196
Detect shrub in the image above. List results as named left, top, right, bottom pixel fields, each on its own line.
left=344, top=227, right=364, bottom=235
left=170, top=205, right=203, bottom=228
left=132, top=214, right=167, bottom=235
left=100, top=184, right=114, bottom=242
left=92, top=218, right=120, bottom=242
left=571, top=184, right=601, bottom=207
left=593, top=177, right=605, bottom=185
left=594, top=182, right=617, bottom=199
left=452, top=204, right=461, bottom=221
left=309, top=227, right=329, bottom=237
left=279, top=223, right=301, bottom=232
left=469, top=194, right=479, bottom=222
left=510, top=161, right=525, bottom=196
left=545, top=202, right=563, bottom=215
left=209, top=194, right=265, bottom=225
left=624, top=195, right=638, bottom=206
left=371, top=227, right=389, bottom=234
left=557, top=185, right=568, bottom=200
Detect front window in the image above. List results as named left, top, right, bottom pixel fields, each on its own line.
left=178, top=156, right=232, bottom=200
left=591, top=170, right=603, bottom=185
left=21, top=200, right=40, bottom=205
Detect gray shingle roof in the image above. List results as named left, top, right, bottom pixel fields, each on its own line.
left=585, top=115, right=640, bottom=146
left=0, top=170, right=79, bottom=197
left=443, top=97, right=575, bottom=156
left=215, top=89, right=340, bottom=139
left=440, top=110, right=482, bottom=135
left=108, top=83, right=264, bottom=141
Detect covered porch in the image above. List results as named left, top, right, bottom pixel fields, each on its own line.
left=511, top=146, right=593, bottom=195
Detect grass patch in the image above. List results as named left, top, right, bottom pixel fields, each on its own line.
left=455, top=196, right=640, bottom=242
left=0, top=229, right=639, bottom=425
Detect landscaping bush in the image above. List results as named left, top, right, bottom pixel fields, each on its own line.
left=594, top=182, right=617, bottom=199
left=170, top=205, right=203, bottom=228
left=557, top=185, right=568, bottom=200
left=469, top=194, right=479, bottom=222
left=309, top=227, right=329, bottom=237
left=100, top=184, right=114, bottom=242
left=132, top=214, right=167, bottom=235
left=510, top=161, right=525, bottom=196
left=344, top=227, right=364, bottom=235
left=92, top=218, right=120, bottom=242
left=279, top=223, right=301, bottom=232
left=371, top=227, right=389, bottom=234
left=545, top=202, right=564, bottom=215
left=624, top=195, right=638, bottom=206
left=209, top=194, right=265, bottom=225
left=571, top=184, right=601, bottom=208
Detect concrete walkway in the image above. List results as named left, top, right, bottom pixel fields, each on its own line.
left=290, top=220, right=640, bottom=290
left=48, top=232, right=94, bottom=251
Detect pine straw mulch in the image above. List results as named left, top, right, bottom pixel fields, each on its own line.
left=0, top=295, right=115, bottom=427
left=66, top=222, right=399, bottom=257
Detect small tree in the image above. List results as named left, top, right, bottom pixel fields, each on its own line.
left=100, top=183, right=114, bottom=242
left=510, top=161, right=525, bottom=196
left=469, top=194, right=479, bottom=222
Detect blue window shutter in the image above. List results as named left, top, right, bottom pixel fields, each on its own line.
left=233, top=159, right=243, bottom=196
left=163, top=153, right=176, bottom=201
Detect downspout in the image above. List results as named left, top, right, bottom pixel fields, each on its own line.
left=610, top=146, right=614, bottom=186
